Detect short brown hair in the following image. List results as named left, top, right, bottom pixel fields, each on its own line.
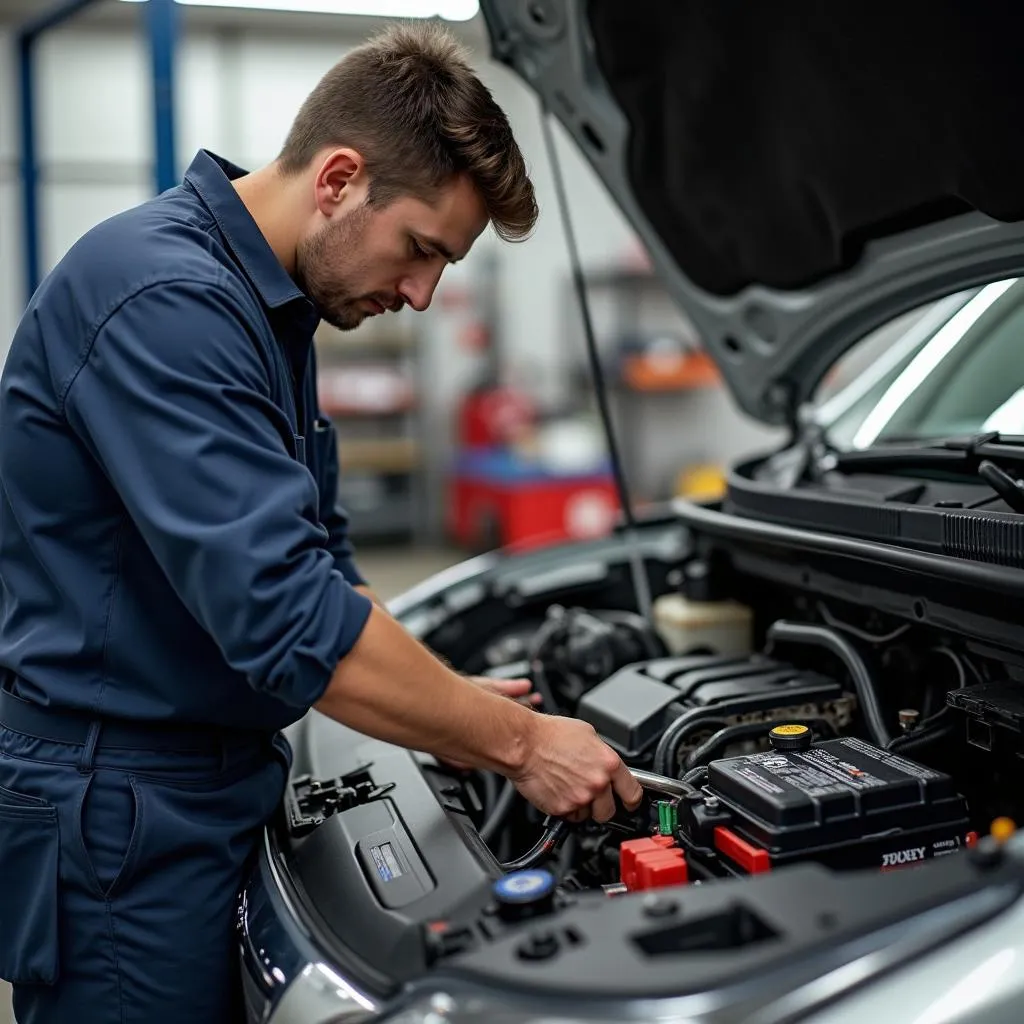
left=278, top=22, right=538, bottom=242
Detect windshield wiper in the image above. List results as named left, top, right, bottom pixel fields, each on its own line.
left=832, top=432, right=1024, bottom=472
left=830, top=432, right=1024, bottom=512
left=977, top=460, right=1024, bottom=513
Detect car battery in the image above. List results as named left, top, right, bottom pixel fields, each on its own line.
left=681, top=725, right=974, bottom=877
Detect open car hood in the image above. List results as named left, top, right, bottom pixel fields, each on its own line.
left=480, top=1, right=1024, bottom=426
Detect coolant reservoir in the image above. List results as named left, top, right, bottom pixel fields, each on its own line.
left=653, top=593, right=753, bottom=657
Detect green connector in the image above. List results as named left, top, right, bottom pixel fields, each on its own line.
left=657, top=801, right=678, bottom=836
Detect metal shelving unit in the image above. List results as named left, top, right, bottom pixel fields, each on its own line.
left=314, top=319, right=428, bottom=545
left=567, top=264, right=721, bottom=503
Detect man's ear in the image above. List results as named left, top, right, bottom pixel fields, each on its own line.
left=312, top=148, right=367, bottom=216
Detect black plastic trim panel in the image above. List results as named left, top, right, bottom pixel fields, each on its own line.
left=674, top=498, right=1024, bottom=597
left=428, top=849, right=1022, bottom=1010
left=277, top=717, right=501, bottom=990
left=727, top=458, right=1024, bottom=569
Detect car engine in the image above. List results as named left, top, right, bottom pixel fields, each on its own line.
left=258, top=558, right=1024, bottom=1005
left=466, top=599, right=1022, bottom=898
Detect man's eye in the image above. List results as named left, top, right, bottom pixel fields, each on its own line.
left=411, top=240, right=430, bottom=259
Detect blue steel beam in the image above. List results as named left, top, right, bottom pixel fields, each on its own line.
left=17, top=0, right=104, bottom=304
left=17, top=0, right=180, bottom=303
left=18, top=0, right=101, bottom=40
left=146, top=0, right=179, bottom=194
left=17, top=33, right=41, bottom=302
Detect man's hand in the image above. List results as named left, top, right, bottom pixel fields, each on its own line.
left=511, top=714, right=643, bottom=822
left=328, top=594, right=638, bottom=822
left=467, top=676, right=543, bottom=708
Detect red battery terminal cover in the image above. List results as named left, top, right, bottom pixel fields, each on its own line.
left=619, top=835, right=689, bottom=891
left=714, top=826, right=771, bottom=874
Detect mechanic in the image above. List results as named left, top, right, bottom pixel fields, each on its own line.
left=0, top=23, right=643, bottom=1024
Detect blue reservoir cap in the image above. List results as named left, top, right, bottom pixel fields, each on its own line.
left=493, top=869, right=556, bottom=905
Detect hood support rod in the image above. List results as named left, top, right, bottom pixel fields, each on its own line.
left=539, top=104, right=653, bottom=621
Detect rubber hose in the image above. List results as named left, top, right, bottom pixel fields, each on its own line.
left=526, top=616, right=563, bottom=713
left=684, top=716, right=837, bottom=770
left=653, top=714, right=731, bottom=777
left=500, top=818, right=570, bottom=873
left=480, top=779, right=517, bottom=844
left=767, top=621, right=893, bottom=748
left=481, top=770, right=498, bottom=819
left=888, top=708, right=954, bottom=752
left=888, top=722, right=956, bottom=754
left=557, top=834, right=577, bottom=882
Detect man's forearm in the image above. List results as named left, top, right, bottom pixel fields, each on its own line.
left=353, top=583, right=383, bottom=606
left=353, top=582, right=456, bottom=669
left=314, top=604, right=533, bottom=775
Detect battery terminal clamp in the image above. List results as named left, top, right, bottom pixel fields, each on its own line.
left=286, top=765, right=395, bottom=837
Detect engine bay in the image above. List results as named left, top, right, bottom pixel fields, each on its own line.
left=450, top=592, right=1017, bottom=891
left=269, top=545, right=1024, bottom=997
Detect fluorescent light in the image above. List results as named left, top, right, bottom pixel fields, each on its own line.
left=118, top=0, right=479, bottom=21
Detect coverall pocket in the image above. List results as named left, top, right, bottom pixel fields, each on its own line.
left=0, top=784, right=60, bottom=985
left=77, top=770, right=142, bottom=900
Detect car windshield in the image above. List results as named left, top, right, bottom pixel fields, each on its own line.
left=815, top=277, right=1024, bottom=449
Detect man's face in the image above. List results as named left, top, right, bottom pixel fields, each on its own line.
left=296, top=173, right=488, bottom=331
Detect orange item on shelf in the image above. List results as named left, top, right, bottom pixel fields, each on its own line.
left=621, top=350, right=721, bottom=391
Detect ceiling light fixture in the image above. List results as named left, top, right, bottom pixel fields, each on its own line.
left=118, top=0, right=479, bottom=22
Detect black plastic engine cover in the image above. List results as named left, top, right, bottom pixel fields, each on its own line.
left=578, top=655, right=843, bottom=758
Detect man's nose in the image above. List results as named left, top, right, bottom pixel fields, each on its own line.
left=398, top=265, right=444, bottom=312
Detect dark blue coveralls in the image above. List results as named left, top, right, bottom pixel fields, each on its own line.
left=0, top=150, right=374, bottom=1022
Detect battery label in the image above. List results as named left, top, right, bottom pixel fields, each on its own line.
left=840, top=736, right=940, bottom=779
left=735, top=767, right=786, bottom=796
left=800, top=748, right=885, bottom=790
left=747, top=748, right=884, bottom=795
left=880, top=835, right=964, bottom=871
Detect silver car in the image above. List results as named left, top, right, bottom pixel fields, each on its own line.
left=240, top=3, right=1024, bottom=1022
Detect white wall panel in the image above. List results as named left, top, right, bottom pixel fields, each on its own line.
left=35, top=28, right=148, bottom=164
left=178, top=31, right=230, bottom=165
left=0, top=28, right=17, bottom=163
left=0, top=181, right=24, bottom=362
left=230, top=35, right=357, bottom=166
left=41, top=182, right=149, bottom=274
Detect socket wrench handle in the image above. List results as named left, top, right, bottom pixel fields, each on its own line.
left=628, top=767, right=697, bottom=800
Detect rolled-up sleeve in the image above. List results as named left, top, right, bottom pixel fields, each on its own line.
left=62, top=276, right=373, bottom=709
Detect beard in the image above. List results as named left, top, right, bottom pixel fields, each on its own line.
left=295, top=204, right=385, bottom=331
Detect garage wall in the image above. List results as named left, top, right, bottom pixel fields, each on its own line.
left=0, top=16, right=777, bottom=477
left=0, top=28, right=23, bottom=359
left=0, top=21, right=629, bottom=368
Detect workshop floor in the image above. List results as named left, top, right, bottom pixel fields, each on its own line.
left=0, top=546, right=465, bottom=1023
left=356, top=544, right=466, bottom=601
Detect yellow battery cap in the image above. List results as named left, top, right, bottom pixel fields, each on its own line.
left=768, top=724, right=813, bottom=751
left=991, top=817, right=1017, bottom=844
